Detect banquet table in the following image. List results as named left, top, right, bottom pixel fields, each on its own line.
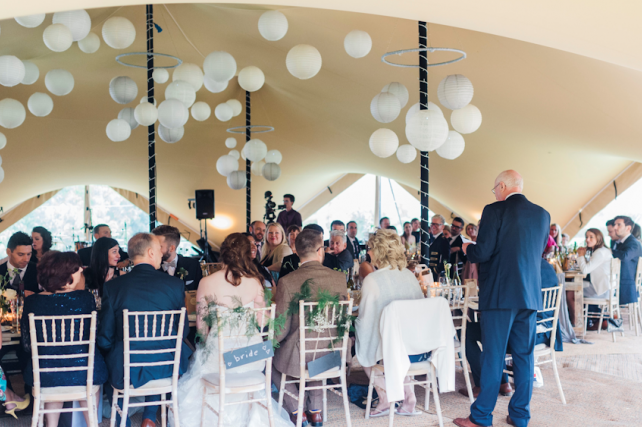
left=564, top=271, right=585, bottom=336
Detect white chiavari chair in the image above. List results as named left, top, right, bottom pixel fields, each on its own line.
left=583, top=258, right=622, bottom=342
left=621, top=257, right=642, bottom=336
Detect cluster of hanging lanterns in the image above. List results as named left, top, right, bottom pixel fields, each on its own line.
left=217, top=137, right=283, bottom=190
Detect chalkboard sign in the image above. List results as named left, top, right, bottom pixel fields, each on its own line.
left=223, top=341, right=274, bottom=369
left=307, top=351, right=341, bottom=378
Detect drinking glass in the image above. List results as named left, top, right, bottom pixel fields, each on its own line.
left=92, top=289, right=102, bottom=310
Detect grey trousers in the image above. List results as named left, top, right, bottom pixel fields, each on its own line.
left=271, top=366, right=323, bottom=413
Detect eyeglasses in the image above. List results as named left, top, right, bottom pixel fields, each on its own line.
left=430, top=222, right=443, bottom=227
left=451, top=225, right=462, bottom=230
left=491, top=183, right=502, bottom=194
left=316, top=246, right=325, bottom=252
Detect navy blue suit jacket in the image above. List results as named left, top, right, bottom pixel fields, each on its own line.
left=612, top=235, right=642, bottom=305
left=467, top=194, right=550, bottom=311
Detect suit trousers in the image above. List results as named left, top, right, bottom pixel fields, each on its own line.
left=272, top=366, right=323, bottom=413
left=465, top=319, right=509, bottom=388
left=470, top=309, right=536, bottom=427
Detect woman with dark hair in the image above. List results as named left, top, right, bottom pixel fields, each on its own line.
left=400, top=221, right=416, bottom=250
left=576, top=228, right=612, bottom=299
left=286, top=224, right=301, bottom=251
left=632, top=223, right=641, bottom=241
left=31, top=226, right=52, bottom=264
left=83, top=237, right=120, bottom=296
left=21, top=251, right=108, bottom=427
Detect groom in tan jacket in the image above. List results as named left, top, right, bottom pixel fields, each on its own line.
left=273, top=227, right=348, bottom=427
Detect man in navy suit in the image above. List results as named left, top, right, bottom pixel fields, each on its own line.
left=152, top=225, right=203, bottom=291
left=454, top=170, right=550, bottom=427
left=612, top=215, right=642, bottom=305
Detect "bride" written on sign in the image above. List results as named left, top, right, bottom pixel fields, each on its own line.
left=223, top=342, right=274, bottom=369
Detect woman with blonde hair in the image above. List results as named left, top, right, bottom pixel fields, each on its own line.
left=260, top=222, right=293, bottom=275
left=550, top=223, right=562, bottom=247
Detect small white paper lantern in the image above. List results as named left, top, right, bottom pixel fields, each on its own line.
left=251, top=160, right=265, bottom=176
left=396, top=144, right=417, bottom=163
left=140, top=96, right=157, bottom=107
left=0, top=56, right=26, bottom=87
left=238, top=66, right=265, bottom=92
left=226, top=99, right=242, bottom=117
left=15, top=14, right=46, bottom=28
left=43, top=24, right=73, bottom=52
left=265, top=149, right=282, bottom=164
left=203, top=51, right=236, bottom=83
left=258, top=10, right=288, bottom=41
left=21, top=61, right=39, bottom=85
left=165, top=80, right=196, bottom=108
left=405, top=109, right=449, bottom=151
left=158, top=124, right=184, bottom=143
left=370, top=92, right=400, bottom=123
left=382, top=82, right=409, bottom=108
left=191, top=102, right=211, bottom=121
left=344, top=30, right=372, bottom=58
left=118, top=107, right=138, bottom=130
left=225, top=137, right=237, bottom=148
left=405, top=102, right=443, bottom=124
left=27, top=92, right=53, bottom=117
left=172, top=63, right=203, bottom=92
left=437, top=130, right=465, bottom=160
left=245, top=139, right=268, bottom=162
left=152, top=68, right=169, bottom=84
left=45, top=69, right=74, bottom=96
left=102, top=17, right=136, bottom=49
left=286, top=44, right=322, bottom=80
left=451, top=104, right=482, bottom=134
left=52, top=10, right=91, bottom=41
left=263, top=163, right=281, bottom=181
left=78, top=33, right=100, bottom=53
left=106, top=119, right=131, bottom=142
left=109, top=76, right=138, bottom=104
left=203, top=75, right=228, bottom=93
left=0, top=99, right=26, bottom=129
left=216, top=154, right=238, bottom=177
left=0, top=132, right=6, bottom=150
left=214, top=103, right=233, bottom=122
left=437, top=74, right=474, bottom=110
left=228, top=150, right=240, bottom=160
left=227, top=170, right=247, bottom=190
left=158, top=99, right=189, bottom=129
left=134, top=102, right=158, bottom=126
left=369, top=129, right=399, bottom=158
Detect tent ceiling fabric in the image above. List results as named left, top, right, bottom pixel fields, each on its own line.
left=1, top=4, right=641, bottom=244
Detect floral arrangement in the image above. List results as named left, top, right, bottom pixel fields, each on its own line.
left=0, top=271, right=19, bottom=314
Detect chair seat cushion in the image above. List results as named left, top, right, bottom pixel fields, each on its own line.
left=40, top=385, right=100, bottom=400
left=202, top=371, right=266, bottom=388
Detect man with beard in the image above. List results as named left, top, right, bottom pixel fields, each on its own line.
left=151, top=225, right=202, bottom=291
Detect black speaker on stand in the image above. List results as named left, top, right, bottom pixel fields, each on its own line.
left=195, top=190, right=214, bottom=262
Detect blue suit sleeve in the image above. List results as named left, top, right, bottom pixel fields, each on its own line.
left=467, top=205, right=499, bottom=264
left=612, top=239, right=640, bottom=263
left=97, top=284, right=115, bottom=351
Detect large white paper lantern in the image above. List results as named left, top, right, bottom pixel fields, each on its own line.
left=226, top=99, right=242, bottom=117
left=214, top=103, right=233, bottom=122
left=382, top=82, right=409, bottom=108
left=15, top=14, right=46, bottom=28
left=203, top=51, right=236, bottom=83
left=396, top=144, right=417, bottom=163
left=225, top=137, right=237, bottom=149
left=45, top=69, right=74, bottom=96
left=286, top=44, right=322, bottom=80
left=203, top=75, right=228, bottom=93
left=134, top=102, right=158, bottom=126
left=258, top=10, right=288, bottom=41
left=106, top=119, right=131, bottom=142
left=27, top=92, right=53, bottom=117
left=371, top=92, right=400, bottom=123
left=0, top=132, right=6, bottom=150
left=158, top=124, right=184, bottom=143
left=191, top=102, right=211, bottom=121
left=21, top=61, right=39, bottom=85
left=227, top=170, right=247, bottom=190
left=78, top=33, right=100, bottom=53
left=263, top=163, right=281, bottom=181
left=451, top=104, right=482, bottom=134
left=405, top=102, right=443, bottom=124
left=172, top=63, right=203, bottom=92
left=437, top=74, right=474, bottom=110
left=118, top=107, right=138, bottom=130
left=251, top=160, right=265, bottom=176
left=165, top=80, right=196, bottom=108
left=109, top=76, right=138, bottom=104
left=0, top=167, right=4, bottom=183
left=238, top=66, right=265, bottom=92
left=369, top=129, right=399, bottom=158
left=102, top=17, right=136, bottom=49
left=245, top=139, right=268, bottom=162
left=240, top=144, right=248, bottom=160
left=152, top=68, right=169, bottom=84
left=140, top=96, right=156, bottom=107
left=344, top=30, right=372, bottom=58
left=216, top=154, right=238, bottom=177
left=158, top=99, right=188, bottom=129
left=405, top=109, right=449, bottom=151
left=43, top=24, right=73, bottom=52
left=228, top=150, right=240, bottom=160
left=53, top=10, right=91, bottom=41
left=0, top=99, right=26, bottom=129
left=265, top=149, right=282, bottom=164
left=437, top=130, right=465, bottom=160
left=0, top=56, right=26, bottom=87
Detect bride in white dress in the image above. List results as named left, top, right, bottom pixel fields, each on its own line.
left=174, top=233, right=294, bottom=427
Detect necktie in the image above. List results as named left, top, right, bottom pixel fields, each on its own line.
left=11, top=270, right=22, bottom=290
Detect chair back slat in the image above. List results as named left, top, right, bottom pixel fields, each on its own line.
left=298, top=300, right=353, bottom=363
left=431, top=282, right=471, bottom=333
left=610, top=258, right=622, bottom=305
left=535, top=285, right=564, bottom=350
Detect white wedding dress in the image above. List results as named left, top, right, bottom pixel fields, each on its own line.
left=173, top=302, right=294, bottom=427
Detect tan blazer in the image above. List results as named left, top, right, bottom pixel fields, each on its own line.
left=273, top=261, right=348, bottom=377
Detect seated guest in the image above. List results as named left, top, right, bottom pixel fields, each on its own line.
left=355, top=229, right=425, bottom=417
left=612, top=215, right=642, bottom=306
left=606, top=219, right=617, bottom=248
left=286, top=224, right=301, bottom=251
left=249, top=220, right=266, bottom=259
left=152, top=225, right=202, bottom=291
left=550, top=223, right=562, bottom=247
left=279, top=224, right=324, bottom=280
left=276, top=194, right=302, bottom=230
left=98, top=233, right=192, bottom=427
left=379, top=217, right=390, bottom=230
left=576, top=229, right=611, bottom=299
left=400, top=221, right=416, bottom=251
left=323, top=230, right=353, bottom=274
left=0, top=231, right=40, bottom=296
left=0, top=327, right=30, bottom=418
left=465, top=223, right=478, bottom=242
left=260, top=222, right=293, bottom=275
left=428, top=215, right=450, bottom=279
left=323, top=220, right=345, bottom=247
left=442, top=225, right=452, bottom=240
left=21, top=251, right=108, bottom=427
left=273, top=229, right=348, bottom=425
left=561, top=233, right=571, bottom=248
left=449, top=217, right=467, bottom=279
left=246, top=233, right=274, bottom=287
left=30, top=226, right=52, bottom=264
left=346, top=221, right=361, bottom=259
left=411, top=218, right=421, bottom=245
left=83, top=237, right=121, bottom=297
left=463, top=223, right=479, bottom=280
left=78, top=224, right=129, bottom=267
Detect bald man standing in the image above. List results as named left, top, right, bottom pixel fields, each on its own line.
left=455, top=171, right=550, bottom=427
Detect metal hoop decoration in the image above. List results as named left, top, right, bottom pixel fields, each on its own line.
left=227, top=125, right=275, bottom=134
left=116, top=52, right=183, bottom=69
left=382, top=47, right=466, bottom=68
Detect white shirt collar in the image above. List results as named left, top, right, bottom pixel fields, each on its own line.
left=619, top=233, right=631, bottom=244
left=505, top=192, right=522, bottom=200
left=433, top=232, right=442, bottom=239
left=6, top=261, right=26, bottom=279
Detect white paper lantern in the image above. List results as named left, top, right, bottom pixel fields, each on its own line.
left=258, top=10, right=288, bottom=41
left=396, top=144, right=417, bottom=163
left=53, top=10, right=91, bottom=41
left=437, top=131, right=466, bottom=160
left=214, top=103, right=233, bottom=122
left=106, top=119, right=131, bottom=142
left=158, top=124, right=184, bottom=143
left=228, top=150, right=240, bottom=160
left=265, top=149, right=282, bottom=164
left=405, top=102, right=443, bottom=124
left=451, top=104, right=482, bottom=134
left=158, top=99, right=188, bottom=130
left=238, top=66, right=265, bottom=92
left=203, top=51, right=236, bottom=83
left=369, top=129, right=399, bottom=158
left=437, top=74, right=474, bottom=110
left=118, top=108, right=138, bottom=130
left=45, top=69, right=74, bottom=96
left=102, top=17, right=136, bottom=49
left=0, top=167, right=3, bottom=183
left=172, top=63, right=203, bottom=92
left=370, top=92, right=400, bottom=123
left=225, top=137, right=237, bottom=149
left=240, top=144, right=248, bottom=160
left=78, top=33, right=100, bottom=53
left=405, top=109, right=449, bottom=151
left=152, top=68, right=169, bottom=84
left=191, top=102, right=211, bottom=121
left=382, top=82, right=409, bottom=108
left=263, top=163, right=281, bottom=181
left=344, top=30, right=372, bottom=58
left=203, top=75, right=228, bottom=93
left=227, top=170, right=247, bottom=190
left=140, top=96, right=157, bottom=107
left=251, top=160, right=265, bottom=176
left=109, top=76, right=138, bottom=104
left=244, top=139, right=268, bottom=162
left=43, top=24, right=73, bottom=52
left=0, top=56, right=26, bottom=87
left=286, top=44, right=322, bottom=80
left=226, top=99, right=242, bottom=117
left=0, top=132, right=6, bottom=149
left=216, top=154, right=238, bottom=177
left=28, top=92, right=53, bottom=117
left=165, top=80, right=196, bottom=108
left=15, top=14, right=46, bottom=28
left=21, top=61, right=39, bottom=85
left=134, top=102, right=158, bottom=126
left=0, top=99, right=26, bottom=129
